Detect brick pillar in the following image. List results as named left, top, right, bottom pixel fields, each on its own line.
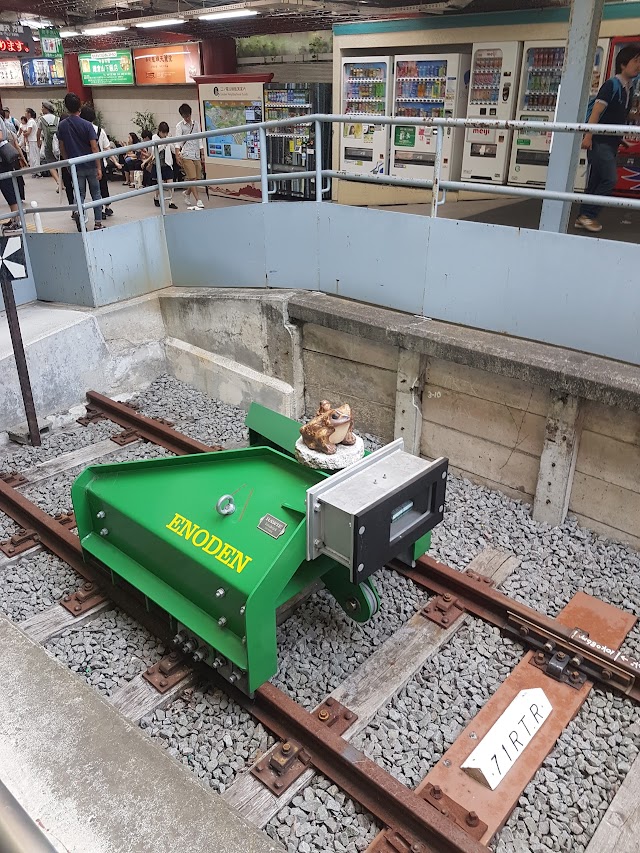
left=64, top=54, right=92, bottom=103
left=201, top=38, right=237, bottom=75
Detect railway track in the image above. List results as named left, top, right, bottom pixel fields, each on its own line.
left=0, top=390, right=638, bottom=853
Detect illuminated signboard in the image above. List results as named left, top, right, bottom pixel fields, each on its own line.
left=0, top=59, right=24, bottom=86
left=0, top=24, right=35, bottom=58
left=79, top=49, right=134, bottom=86
left=133, top=43, right=201, bottom=85
left=21, top=57, right=65, bottom=87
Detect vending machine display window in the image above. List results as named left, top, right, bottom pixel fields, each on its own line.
left=344, top=61, right=388, bottom=116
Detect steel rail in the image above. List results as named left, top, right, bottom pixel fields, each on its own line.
left=84, top=391, right=223, bottom=455
left=0, top=478, right=483, bottom=853
left=399, top=555, right=640, bottom=702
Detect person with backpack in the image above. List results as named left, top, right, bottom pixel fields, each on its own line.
left=575, top=43, right=640, bottom=233
left=36, top=100, right=61, bottom=190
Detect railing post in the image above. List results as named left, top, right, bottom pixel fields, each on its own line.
left=30, top=201, right=43, bottom=234
left=315, top=120, right=323, bottom=202
left=430, top=126, right=444, bottom=218
left=69, top=163, right=87, bottom=235
left=154, top=146, right=166, bottom=216
left=259, top=126, right=269, bottom=204
left=11, top=175, right=28, bottom=232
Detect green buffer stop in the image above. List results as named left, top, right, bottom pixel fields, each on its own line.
left=72, top=404, right=448, bottom=694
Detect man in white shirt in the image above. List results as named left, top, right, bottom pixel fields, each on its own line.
left=175, top=103, right=205, bottom=209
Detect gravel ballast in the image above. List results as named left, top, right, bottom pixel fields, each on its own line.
left=1, top=377, right=639, bottom=853
left=0, top=551, right=78, bottom=621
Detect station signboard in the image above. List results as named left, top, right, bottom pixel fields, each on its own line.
left=133, top=43, right=201, bottom=85
left=79, top=49, right=134, bottom=86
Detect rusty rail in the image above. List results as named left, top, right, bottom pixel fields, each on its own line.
left=84, top=391, right=223, bottom=455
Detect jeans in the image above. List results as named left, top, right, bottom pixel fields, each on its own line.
left=74, top=163, right=102, bottom=222
left=580, top=141, right=618, bottom=219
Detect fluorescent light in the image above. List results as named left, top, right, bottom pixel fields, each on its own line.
left=136, top=17, right=184, bottom=28
left=60, top=30, right=80, bottom=38
left=198, top=9, right=259, bottom=21
left=82, top=25, right=127, bottom=35
left=20, top=19, right=53, bottom=27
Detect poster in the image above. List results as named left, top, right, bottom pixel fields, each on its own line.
left=201, top=82, right=265, bottom=161
left=21, top=57, right=65, bottom=87
left=0, top=59, right=23, bottom=86
left=39, top=27, right=63, bottom=60
left=79, top=50, right=134, bottom=86
left=133, top=43, right=200, bottom=85
left=0, top=24, right=36, bottom=58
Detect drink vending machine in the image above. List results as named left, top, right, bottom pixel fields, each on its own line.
left=461, top=42, right=523, bottom=184
left=390, top=52, right=471, bottom=183
left=606, top=35, right=640, bottom=198
left=339, top=56, right=392, bottom=177
left=508, top=40, right=566, bottom=187
left=264, top=82, right=332, bottom=199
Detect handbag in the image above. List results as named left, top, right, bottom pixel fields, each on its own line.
left=0, top=143, right=19, bottom=167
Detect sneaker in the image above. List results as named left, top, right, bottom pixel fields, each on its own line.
left=94, top=222, right=103, bottom=230
left=104, top=207, right=114, bottom=217
left=183, top=190, right=191, bottom=204
left=154, top=198, right=160, bottom=207
left=575, top=215, right=602, bottom=233
left=168, top=203, right=178, bottom=210
left=196, top=200, right=204, bottom=209
left=2, top=218, right=22, bottom=232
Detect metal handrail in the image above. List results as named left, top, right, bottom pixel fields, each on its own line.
left=2, top=112, right=639, bottom=228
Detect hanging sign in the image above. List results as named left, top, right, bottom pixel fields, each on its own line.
left=0, top=24, right=35, bottom=58
left=39, top=27, right=63, bottom=60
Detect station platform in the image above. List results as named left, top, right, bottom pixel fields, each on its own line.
left=0, top=615, right=282, bottom=853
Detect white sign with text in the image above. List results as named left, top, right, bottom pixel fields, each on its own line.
left=461, top=688, right=552, bottom=790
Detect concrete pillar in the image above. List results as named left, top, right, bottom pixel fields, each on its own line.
left=533, top=391, right=584, bottom=527
left=63, top=54, right=92, bottom=103
left=394, top=348, right=427, bottom=456
left=539, top=0, right=605, bottom=233
left=201, top=38, right=237, bottom=75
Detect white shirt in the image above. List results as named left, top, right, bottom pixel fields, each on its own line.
left=91, top=123, right=110, bottom=153
left=25, top=117, right=37, bottom=143
left=152, top=134, right=174, bottom=167
left=175, top=118, right=203, bottom=160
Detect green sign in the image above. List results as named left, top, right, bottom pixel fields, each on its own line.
left=79, top=50, right=134, bottom=86
left=395, top=126, right=416, bottom=147
left=39, top=27, right=63, bottom=59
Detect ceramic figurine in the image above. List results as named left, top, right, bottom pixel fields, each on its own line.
left=300, top=401, right=356, bottom=455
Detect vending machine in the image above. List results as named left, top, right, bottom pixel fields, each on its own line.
left=575, top=39, right=610, bottom=191
left=264, top=82, right=332, bottom=199
left=390, top=52, right=471, bottom=183
left=606, top=36, right=640, bottom=197
left=340, top=56, right=392, bottom=178
left=508, top=40, right=566, bottom=187
left=461, top=42, right=523, bottom=184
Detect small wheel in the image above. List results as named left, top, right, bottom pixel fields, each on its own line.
left=215, top=494, right=236, bottom=516
left=360, top=582, right=379, bottom=618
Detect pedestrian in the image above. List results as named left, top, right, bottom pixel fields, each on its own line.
left=56, top=92, right=103, bottom=231
left=575, top=43, right=640, bottom=234
left=3, top=108, right=18, bottom=133
left=0, top=113, right=28, bottom=232
left=175, top=103, right=205, bottom=209
left=121, top=132, right=142, bottom=186
left=144, top=121, right=177, bottom=209
left=17, top=115, right=29, bottom=159
left=80, top=105, right=114, bottom=218
left=24, top=107, right=40, bottom=174
left=36, top=100, right=61, bottom=191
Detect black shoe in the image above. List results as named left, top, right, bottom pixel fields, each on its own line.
left=154, top=198, right=160, bottom=207
left=72, top=211, right=81, bottom=232
left=168, top=203, right=177, bottom=209
left=104, top=207, right=114, bottom=217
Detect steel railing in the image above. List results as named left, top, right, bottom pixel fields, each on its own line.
left=2, top=113, right=640, bottom=233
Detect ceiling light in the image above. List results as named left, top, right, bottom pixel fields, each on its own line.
left=60, top=30, right=81, bottom=38
left=20, top=19, right=53, bottom=28
left=136, top=17, right=184, bottom=28
left=198, top=9, right=259, bottom=21
left=82, top=25, right=127, bottom=35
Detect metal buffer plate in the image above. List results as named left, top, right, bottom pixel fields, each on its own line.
left=422, top=572, right=495, bottom=628
left=60, top=581, right=107, bottom=616
left=143, top=651, right=193, bottom=694
left=251, top=698, right=358, bottom=795
left=0, top=471, right=27, bottom=487
left=307, top=439, right=448, bottom=584
left=0, top=528, right=39, bottom=557
left=110, top=427, right=143, bottom=446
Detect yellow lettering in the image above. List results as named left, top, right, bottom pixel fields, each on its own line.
left=180, top=520, right=200, bottom=542
left=215, top=544, right=235, bottom=566
left=192, top=528, right=210, bottom=548
left=166, top=512, right=185, bottom=533
left=229, top=551, right=253, bottom=574
left=203, top=535, right=223, bottom=556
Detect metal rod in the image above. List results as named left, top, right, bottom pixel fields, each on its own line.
left=69, top=163, right=87, bottom=236
left=0, top=277, right=40, bottom=446
left=11, top=175, right=27, bottom=233
left=431, top=126, right=444, bottom=218
left=259, top=126, right=269, bottom=203
left=0, top=779, right=58, bottom=853
left=315, top=120, right=323, bottom=202
left=154, top=147, right=166, bottom=216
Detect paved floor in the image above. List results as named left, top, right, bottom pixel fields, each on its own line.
left=2, top=172, right=639, bottom=243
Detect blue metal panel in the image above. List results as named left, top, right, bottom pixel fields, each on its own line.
left=165, top=206, right=267, bottom=288
left=423, top=217, right=640, bottom=365
left=264, top=203, right=320, bottom=290
left=317, top=204, right=427, bottom=315
left=86, top=217, right=171, bottom=307
left=26, top=233, right=94, bottom=307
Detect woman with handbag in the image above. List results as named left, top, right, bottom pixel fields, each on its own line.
left=142, top=122, right=178, bottom=209
left=0, top=115, right=28, bottom=231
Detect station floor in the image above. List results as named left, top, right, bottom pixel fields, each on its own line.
left=3, top=172, right=640, bottom=243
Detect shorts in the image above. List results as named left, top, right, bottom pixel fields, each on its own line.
left=181, top=158, right=202, bottom=181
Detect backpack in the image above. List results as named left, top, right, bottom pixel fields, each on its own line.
left=586, top=76, right=624, bottom=122
left=41, top=114, right=59, bottom=159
